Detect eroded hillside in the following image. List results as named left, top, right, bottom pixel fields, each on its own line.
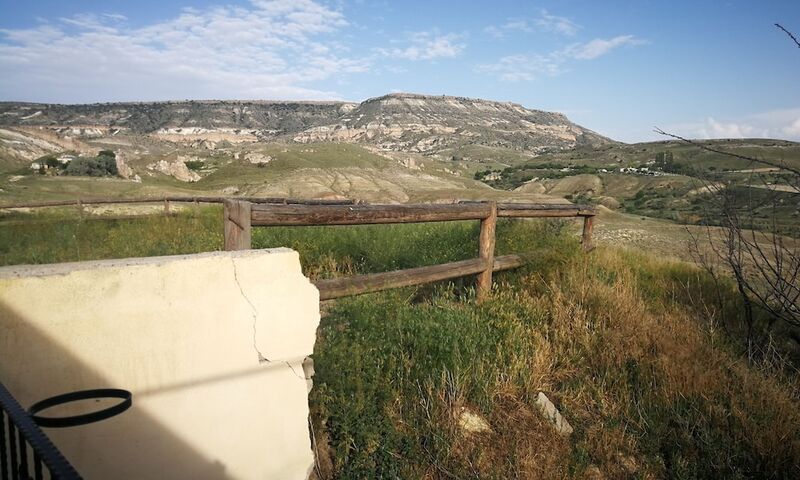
left=0, top=93, right=611, bottom=204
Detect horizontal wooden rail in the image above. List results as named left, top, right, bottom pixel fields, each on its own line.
left=251, top=203, right=493, bottom=226
left=314, top=254, right=526, bottom=300
left=0, top=196, right=353, bottom=210
left=497, top=203, right=595, bottom=218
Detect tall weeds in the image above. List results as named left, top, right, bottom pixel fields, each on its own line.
left=311, top=245, right=800, bottom=479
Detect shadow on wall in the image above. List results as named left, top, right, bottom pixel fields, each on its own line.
left=0, top=302, right=232, bottom=479
left=0, top=249, right=321, bottom=480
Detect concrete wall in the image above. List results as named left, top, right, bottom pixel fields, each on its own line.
left=0, top=249, right=320, bottom=479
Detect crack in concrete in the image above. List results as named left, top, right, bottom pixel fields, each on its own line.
left=230, top=257, right=269, bottom=363
left=283, top=361, right=307, bottom=380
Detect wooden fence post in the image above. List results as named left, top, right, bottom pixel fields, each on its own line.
left=76, top=199, right=84, bottom=218
left=223, top=200, right=252, bottom=251
left=163, top=199, right=170, bottom=215
left=477, top=201, right=497, bottom=302
left=581, top=215, right=595, bottom=252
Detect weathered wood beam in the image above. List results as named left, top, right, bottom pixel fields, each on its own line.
left=251, top=203, right=492, bottom=226
left=477, top=201, right=497, bottom=302
left=223, top=200, right=251, bottom=251
left=0, top=196, right=354, bottom=210
left=498, top=209, right=596, bottom=218
left=496, top=203, right=595, bottom=218
left=314, top=254, right=525, bottom=301
left=582, top=215, right=595, bottom=252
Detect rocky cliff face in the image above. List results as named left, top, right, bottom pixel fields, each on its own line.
left=0, top=93, right=610, bottom=154
left=0, top=100, right=352, bottom=136
left=293, top=93, right=609, bottom=152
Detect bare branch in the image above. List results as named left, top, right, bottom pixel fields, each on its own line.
left=775, top=23, right=800, bottom=48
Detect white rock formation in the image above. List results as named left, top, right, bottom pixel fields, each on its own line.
left=115, top=154, right=134, bottom=179
left=147, top=159, right=201, bottom=182
left=245, top=152, right=272, bottom=165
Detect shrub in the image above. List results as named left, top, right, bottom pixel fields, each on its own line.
left=63, top=155, right=118, bottom=177
left=44, top=156, right=62, bottom=169
left=184, top=160, right=204, bottom=171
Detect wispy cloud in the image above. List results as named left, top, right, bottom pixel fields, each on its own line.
left=376, top=31, right=465, bottom=61
left=58, top=13, right=124, bottom=32
left=477, top=35, right=645, bottom=82
left=484, top=21, right=531, bottom=38
left=485, top=10, right=579, bottom=38
left=475, top=54, right=563, bottom=82
left=562, top=35, right=646, bottom=60
left=535, top=10, right=580, bottom=36
left=0, top=0, right=367, bottom=102
left=662, top=108, right=800, bottom=140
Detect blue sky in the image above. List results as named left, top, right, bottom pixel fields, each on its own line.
left=0, top=0, right=798, bottom=142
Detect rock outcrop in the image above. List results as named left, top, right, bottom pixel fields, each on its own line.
left=147, top=159, right=201, bottom=182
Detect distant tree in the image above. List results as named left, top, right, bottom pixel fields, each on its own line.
left=64, top=155, right=118, bottom=177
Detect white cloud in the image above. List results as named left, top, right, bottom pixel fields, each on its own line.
left=783, top=118, right=800, bottom=137
left=477, top=35, right=645, bottom=82
left=705, top=117, right=766, bottom=138
left=562, top=35, right=646, bottom=60
left=662, top=109, right=800, bottom=141
left=475, top=54, right=563, bottom=82
left=376, top=31, right=465, bottom=61
left=485, top=10, right=579, bottom=38
left=0, top=0, right=367, bottom=102
left=484, top=21, right=531, bottom=38
left=535, top=10, right=580, bottom=36
left=59, top=13, right=124, bottom=33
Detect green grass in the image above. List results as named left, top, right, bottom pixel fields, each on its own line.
left=186, top=143, right=396, bottom=189
left=0, top=206, right=575, bottom=276
left=0, top=208, right=223, bottom=265
left=311, top=246, right=800, bottom=479
left=312, top=291, right=547, bottom=478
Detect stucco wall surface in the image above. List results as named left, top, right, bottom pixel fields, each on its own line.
left=0, top=248, right=320, bottom=480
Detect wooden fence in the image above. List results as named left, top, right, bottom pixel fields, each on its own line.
left=1, top=195, right=596, bottom=300
left=223, top=200, right=596, bottom=302
left=0, top=195, right=354, bottom=216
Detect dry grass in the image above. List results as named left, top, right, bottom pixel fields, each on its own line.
left=521, top=248, right=800, bottom=478
left=312, top=245, right=800, bottom=479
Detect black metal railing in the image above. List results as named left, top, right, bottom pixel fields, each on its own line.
left=0, top=382, right=81, bottom=480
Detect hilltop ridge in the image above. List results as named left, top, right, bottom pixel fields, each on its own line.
left=0, top=92, right=613, bottom=204
left=0, top=93, right=610, bottom=154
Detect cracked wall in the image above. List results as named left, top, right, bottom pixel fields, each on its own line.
left=0, top=249, right=320, bottom=479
